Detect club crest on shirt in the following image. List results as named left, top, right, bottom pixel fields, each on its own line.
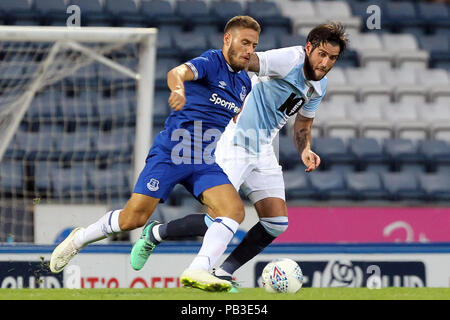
left=307, top=87, right=314, bottom=98
left=147, top=178, right=159, bottom=192
left=240, top=85, right=247, bottom=101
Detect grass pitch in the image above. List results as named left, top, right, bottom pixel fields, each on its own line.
left=0, top=287, right=449, bottom=300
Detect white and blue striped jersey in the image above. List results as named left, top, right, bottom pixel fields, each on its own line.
left=231, top=46, right=327, bottom=154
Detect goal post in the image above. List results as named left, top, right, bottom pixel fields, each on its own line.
left=0, top=26, right=157, bottom=242
left=0, top=26, right=157, bottom=183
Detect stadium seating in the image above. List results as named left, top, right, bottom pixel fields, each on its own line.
left=383, top=138, right=426, bottom=171
left=153, top=89, right=171, bottom=125
left=173, top=32, right=209, bottom=60
left=104, top=0, right=145, bottom=27
left=309, top=170, right=352, bottom=200
left=416, top=103, right=450, bottom=141
left=324, top=67, right=359, bottom=102
left=246, top=1, right=291, bottom=32
left=95, top=90, right=135, bottom=124
left=348, top=102, right=394, bottom=142
left=154, top=58, right=180, bottom=89
left=383, top=1, right=423, bottom=33
left=311, top=137, right=356, bottom=169
left=0, top=161, right=23, bottom=191
left=61, top=91, right=96, bottom=120
left=419, top=173, right=450, bottom=201
left=55, top=130, right=93, bottom=160
left=418, top=139, right=450, bottom=172
left=418, top=35, right=450, bottom=69
left=283, top=167, right=315, bottom=200
left=279, top=34, right=307, bottom=48
left=348, top=137, right=388, bottom=170
left=210, top=0, right=243, bottom=28
left=277, top=134, right=299, bottom=170
left=93, top=127, right=134, bottom=158
left=350, top=33, right=392, bottom=70
left=175, top=0, right=216, bottom=30
left=345, top=171, right=388, bottom=201
left=50, top=164, right=90, bottom=198
left=67, top=0, right=112, bottom=26
left=0, top=0, right=38, bottom=26
left=381, top=103, right=429, bottom=140
left=140, top=0, right=183, bottom=28
left=1, top=0, right=450, bottom=211
left=417, top=1, right=450, bottom=33
left=34, top=0, right=68, bottom=26
left=345, top=67, right=391, bottom=103
left=380, top=68, right=425, bottom=104
left=381, top=171, right=425, bottom=201
left=87, top=165, right=130, bottom=199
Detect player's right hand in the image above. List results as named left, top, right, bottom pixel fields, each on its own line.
left=168, top=88, right=186, bottom=111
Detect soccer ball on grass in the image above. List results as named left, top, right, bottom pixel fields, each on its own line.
left=261, top=258, right=304, bottom=293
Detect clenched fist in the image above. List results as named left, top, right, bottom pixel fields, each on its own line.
left=168, top=87, right=186, bottom=111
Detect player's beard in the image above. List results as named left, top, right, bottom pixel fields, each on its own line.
left=304, top=53, right=326, bottom=81
left=227, top=44, right=247, bottom=72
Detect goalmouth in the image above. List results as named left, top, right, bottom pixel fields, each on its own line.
left=0, top=26, right=157, bottom=242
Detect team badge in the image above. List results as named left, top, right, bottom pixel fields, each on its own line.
left=307, top=87, right=314, bottom=98
left=240, top=85, right=247, bottom=101
left=146, top=178, right=160, bottom=192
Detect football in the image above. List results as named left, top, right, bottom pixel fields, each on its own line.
left=261, top=258, right=304, bottom=293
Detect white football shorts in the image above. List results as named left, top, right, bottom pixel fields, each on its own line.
left=214, top=122, right=285, bottom=204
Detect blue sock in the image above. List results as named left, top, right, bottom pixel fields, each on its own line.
left=159, top=214, right=208, bottom=240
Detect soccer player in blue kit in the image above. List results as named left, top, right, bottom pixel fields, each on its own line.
left=50, top=16, right=260, bottom=292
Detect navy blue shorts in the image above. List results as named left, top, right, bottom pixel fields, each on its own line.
left=133, top=132, right=231, bottom=203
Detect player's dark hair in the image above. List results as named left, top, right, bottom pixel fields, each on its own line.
left=224, top=15, right=261, bottom=34
left=306, top=22, right=348, bottom=57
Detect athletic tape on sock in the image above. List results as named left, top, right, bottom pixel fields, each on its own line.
left=204, top=213, right=214, bottom=227
left=260, top=216, right=289, bottom=237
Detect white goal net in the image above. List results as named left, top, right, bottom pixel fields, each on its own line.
left=0, top=26, right=156, bottom=242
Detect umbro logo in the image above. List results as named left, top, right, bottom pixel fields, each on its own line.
left=218, top=81, right=227, bottom=89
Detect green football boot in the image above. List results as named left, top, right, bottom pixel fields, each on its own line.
left=130, top=220, right=160, bottom=271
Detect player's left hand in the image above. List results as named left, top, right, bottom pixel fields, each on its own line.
left=301, top=149, right=321, bottom=172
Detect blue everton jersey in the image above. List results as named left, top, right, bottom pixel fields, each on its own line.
left=161, top=49, right=251, bottom=152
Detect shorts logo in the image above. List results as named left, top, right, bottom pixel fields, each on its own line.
left=147, top=178, right=160, bottom=192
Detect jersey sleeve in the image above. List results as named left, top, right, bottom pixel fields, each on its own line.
left=299, top=89, right=326, bottom=119
left=184, top=51, right=217, bottom=81
left=255, top=46, right=303, bottom=78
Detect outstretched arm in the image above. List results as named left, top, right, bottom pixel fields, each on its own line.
left=167, top=64, right=195, bottom=111
left=293, top=113, right=321, bottom=172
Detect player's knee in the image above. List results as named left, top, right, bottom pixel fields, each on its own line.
left=260, top=216, right=289, bottom=237
left=217, top=201, right=245, bottom=224
left=232, top=201, right=245, bottom=224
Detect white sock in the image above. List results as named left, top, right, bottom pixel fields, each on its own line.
left=152, top=224, right=163, bottom=242
left=214, top=267, right=232, bottom=278
left=73, top=210, right=122, bottom=249
left=188, top=217, right=239, bottom=271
